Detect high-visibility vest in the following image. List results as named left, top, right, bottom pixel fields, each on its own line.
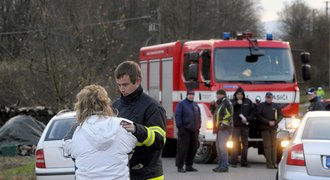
left=215, top=104, right=232, bottom=128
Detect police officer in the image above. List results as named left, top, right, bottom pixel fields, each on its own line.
left=306, top=87, right=325, bottom=111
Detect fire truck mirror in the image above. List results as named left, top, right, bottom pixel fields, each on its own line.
left=185, top=81, right=199, bottom=90
left=188, top=63, right=198, bottom=81
left=300, top=52, right=310, bottom=64
left=200, top=49, right=211, bottom=58
left=245, top=55, right=258, bottom=63
left=204, top=81, right=211, bottom=88
left=184, top=52, right=199, bottom=63
left=301, top=64, right=311, bottom=81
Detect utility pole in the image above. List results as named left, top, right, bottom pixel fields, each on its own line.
left=157, top=8, right=161, bottom=44
left=327, top=1, right=330, bottom=87
left=148, top=8, right=161, bottom=44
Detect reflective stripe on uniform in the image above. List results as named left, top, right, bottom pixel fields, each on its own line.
left=223, top=108, right=231, bottom=121
left=136, top=127, right=154, bottom=147
left=147, top=175, right=164, bottom=180
left=136, top=126, right=166, bottom=147
left=149, top=126, right=166, bottom=144
left=216, top=105, right=231, bottom=127
left=215, top=104, right=222, bottom=128
left=275, top=109, right=278, bottom=121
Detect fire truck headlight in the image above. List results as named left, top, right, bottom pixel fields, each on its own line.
left=206, top=121, right=213, bottom=130
left=281, top=140, right=290, bottom=148
left=226, top=141, right=233, bottom=149
left=287, top=118, right=300, bottom=129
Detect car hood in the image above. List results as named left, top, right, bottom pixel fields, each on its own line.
left=303, top=140, right=330, bottom=177
left=80, top=115, right=122, bottom=151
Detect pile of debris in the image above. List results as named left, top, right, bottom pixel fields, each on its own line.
left=0, top=105, right=57, bottom=127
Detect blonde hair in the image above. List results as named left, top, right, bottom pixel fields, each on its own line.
left=75, top=84, right=114, bottom=124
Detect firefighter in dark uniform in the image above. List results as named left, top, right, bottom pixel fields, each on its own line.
left=306, top=87, right=325, bottom=111
left=113, top=61, right=166, bottom=180
left=175, top=89, right=201, bottom=173
left=258, top=92, right=282, bottom=169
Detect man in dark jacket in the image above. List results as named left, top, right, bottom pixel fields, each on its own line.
left=212, top=89, right=233, bottom=173
left=230, top=87, right=254, bottom=167
left=306, top=87, right=325, bottom=111
left=175, top=89, right=201, bottom=173
left=113, top=61, right=166, bottom=180
left=258, top=92, right=282, bottom=169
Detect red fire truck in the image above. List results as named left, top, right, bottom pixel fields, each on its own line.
left=138, top=32, right=311, bottom=163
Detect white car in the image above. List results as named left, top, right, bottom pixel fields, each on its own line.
left=35, top=110, right=76, bottom=180
left=277, top=111, right=330, bottom=180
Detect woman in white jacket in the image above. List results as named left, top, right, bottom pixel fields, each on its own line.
left=63, top=84, right=137, bottom=180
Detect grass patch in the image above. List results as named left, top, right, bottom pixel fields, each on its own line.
left=0, top=156, right=35, bottom=180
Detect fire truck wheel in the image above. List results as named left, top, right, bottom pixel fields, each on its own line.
left=194, top=142, right=216, bottom=164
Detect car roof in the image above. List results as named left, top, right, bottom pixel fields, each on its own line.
left=52, top=110, right=76, bottom=120
left=303, top=111, right=330, bottom=118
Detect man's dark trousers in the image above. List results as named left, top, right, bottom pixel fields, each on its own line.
left=261, top=129, right=276, bottom=168
left=176, top=128, right=199, bottom=168
left=231, top=126, right=249, bottom=165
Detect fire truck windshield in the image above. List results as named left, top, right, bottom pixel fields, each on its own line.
left=214, top=48, right=295, bottom=83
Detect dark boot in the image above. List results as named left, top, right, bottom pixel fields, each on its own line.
left=186, top=166, right=198, bottom=172
left=177, top=167, right=186, bottom=173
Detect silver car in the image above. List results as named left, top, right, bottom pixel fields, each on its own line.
left=277, top=111, right=330, bottom=180
left=35, top=110, right=75, bottom=180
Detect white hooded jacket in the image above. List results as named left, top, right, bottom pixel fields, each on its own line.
left=63, top=115, right=137, bottom=180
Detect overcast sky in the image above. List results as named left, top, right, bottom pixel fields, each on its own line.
left=260, top=0, right=325, bottom=22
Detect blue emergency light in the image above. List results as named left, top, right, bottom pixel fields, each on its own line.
left=223, top=32, right=231, bottom=40
left=266, top=33, right=273, bottom=40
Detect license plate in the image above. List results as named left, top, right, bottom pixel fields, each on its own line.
left=327, top=156, right=330, bottom=168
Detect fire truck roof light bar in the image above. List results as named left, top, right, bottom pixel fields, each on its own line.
left=223, top=32, right=272, bottom=40
left=236, top=32, right=254, bottom=40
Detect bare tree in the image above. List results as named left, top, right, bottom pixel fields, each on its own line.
left=0, top=0, right=266, bottom=110
left=279, top=0, right=328, bottom=87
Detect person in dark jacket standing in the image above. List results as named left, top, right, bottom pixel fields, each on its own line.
left=212, top=89, right=233, bottom=173
left=175, top=89, right=201, bottom=173
left=113, top=61, right=166, bottom=180
left=230, top=87, right=254, bottom=168
left=306, top=87, right=325, bottom=111
left=258, top=92, right=282, bottom=169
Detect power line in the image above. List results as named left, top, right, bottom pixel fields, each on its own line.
left=0, top=15, right=151, bottom=36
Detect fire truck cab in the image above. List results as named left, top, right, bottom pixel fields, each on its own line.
left=138, top=32, right=311, bottom=163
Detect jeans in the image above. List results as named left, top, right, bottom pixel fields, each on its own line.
left=231, top=126, right=249, bottom=165
left=215, top=129, right=230, bottom=168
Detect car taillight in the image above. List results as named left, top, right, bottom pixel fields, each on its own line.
left=36, top=149, right=46, bottom=168
left=286, top=143, right=305, bottom=166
